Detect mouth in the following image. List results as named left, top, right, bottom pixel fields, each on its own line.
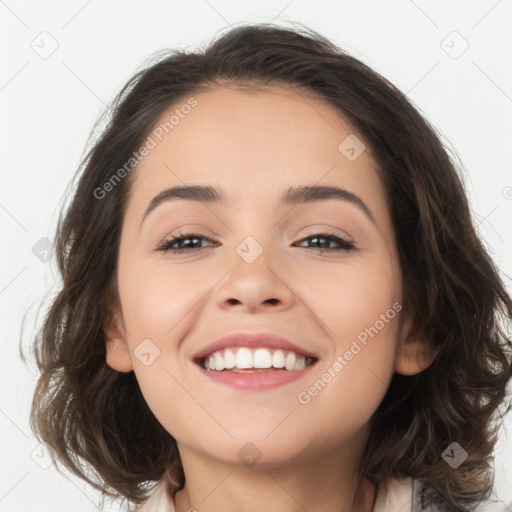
left=191, top=331, right=320, bottom=390
left=193, top=353, right=318, bottom=391
left=193, top=347, right=318, bottom=372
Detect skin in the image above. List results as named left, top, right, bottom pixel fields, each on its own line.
left=105, top=85, right=432, bottom=512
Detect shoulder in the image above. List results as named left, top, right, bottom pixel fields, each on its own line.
left=132, top=481, right=175, bottom=512
left=411, top=479, right=450, bottom=512
left=373, top=477, right=414, bottom=512
left=373, top=477, right=492, bottom=512
left=412, top=479, right=498, bottom=512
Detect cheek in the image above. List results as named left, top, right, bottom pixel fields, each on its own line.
left=118, top=258, right=206, bottom=340
left=296, top=316, right=399, bottom=445
left=120, top=246, right=400, bottom=369
left=293, top=255, right=400, bottom=426
left=295, top=251, right=400, bottom=348
left=117, top=243, right=401, bottom=446
left=116, top=259, right=212, bottom=423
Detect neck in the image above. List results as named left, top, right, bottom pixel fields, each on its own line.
left=172, top=442, right=376, bottom=512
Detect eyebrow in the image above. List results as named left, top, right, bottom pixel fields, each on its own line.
left=139, top=184, right=376, bottom=228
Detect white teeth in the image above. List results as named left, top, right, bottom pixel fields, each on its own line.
left=235, top=347, right=253, bottom=368
left=295, top=357, right=306, bottom=370
left=272, top=349, right=285, bottom=368
left=253, top=348, right=272, bottom=368
left=201, top=347, right=314, bottom=372
left=285, top=352, right=296, bottom=371
left=223, top=349, right=236, bottom=369
left=214, top=351, right=224, bottom=371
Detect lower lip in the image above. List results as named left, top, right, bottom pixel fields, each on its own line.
left=195, top=363, right=317, bottom=391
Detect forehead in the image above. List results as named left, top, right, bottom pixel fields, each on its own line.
left=130, top=85, right=384, bottom=207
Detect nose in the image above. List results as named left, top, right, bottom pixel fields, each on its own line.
left=215, top=243, right=296, bottom=313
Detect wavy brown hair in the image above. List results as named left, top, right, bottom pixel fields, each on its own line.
left=20, top=22, right=512, bottom=511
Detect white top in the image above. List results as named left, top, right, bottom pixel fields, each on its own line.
left=135, top=477, right=413, bottom=512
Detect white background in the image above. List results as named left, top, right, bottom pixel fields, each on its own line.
left=1, top=1, right=511, bottom=511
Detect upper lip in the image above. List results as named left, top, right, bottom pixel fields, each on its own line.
left=192, top=331, right=320, bottom=362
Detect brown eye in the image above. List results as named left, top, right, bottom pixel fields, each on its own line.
left=156, top=232, right=218, bottom=253
left=296, top=233, right=355, bottom=252
left=156, top=231, right=354, bottom=254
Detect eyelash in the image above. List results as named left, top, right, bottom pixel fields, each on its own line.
left=156, top=230, right=355, bottom=254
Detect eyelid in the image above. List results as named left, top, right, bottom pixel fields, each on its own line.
left=299, top=226, right=353, bottom=242
left=156, top=227, right=356, bottom=255
left=155, top=230, right=218, bottom=252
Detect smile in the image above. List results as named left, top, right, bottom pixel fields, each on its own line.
left=199, top=347, right=317, bottom=372
left=194, top=347, right=319, bottom=391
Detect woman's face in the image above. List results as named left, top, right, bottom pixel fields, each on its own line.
left=106, top=85, right=417, bottom=468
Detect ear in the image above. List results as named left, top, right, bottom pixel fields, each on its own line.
left=394, top=311, right=437, bottom=376
left=104, top=305, right=133, bottom=373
